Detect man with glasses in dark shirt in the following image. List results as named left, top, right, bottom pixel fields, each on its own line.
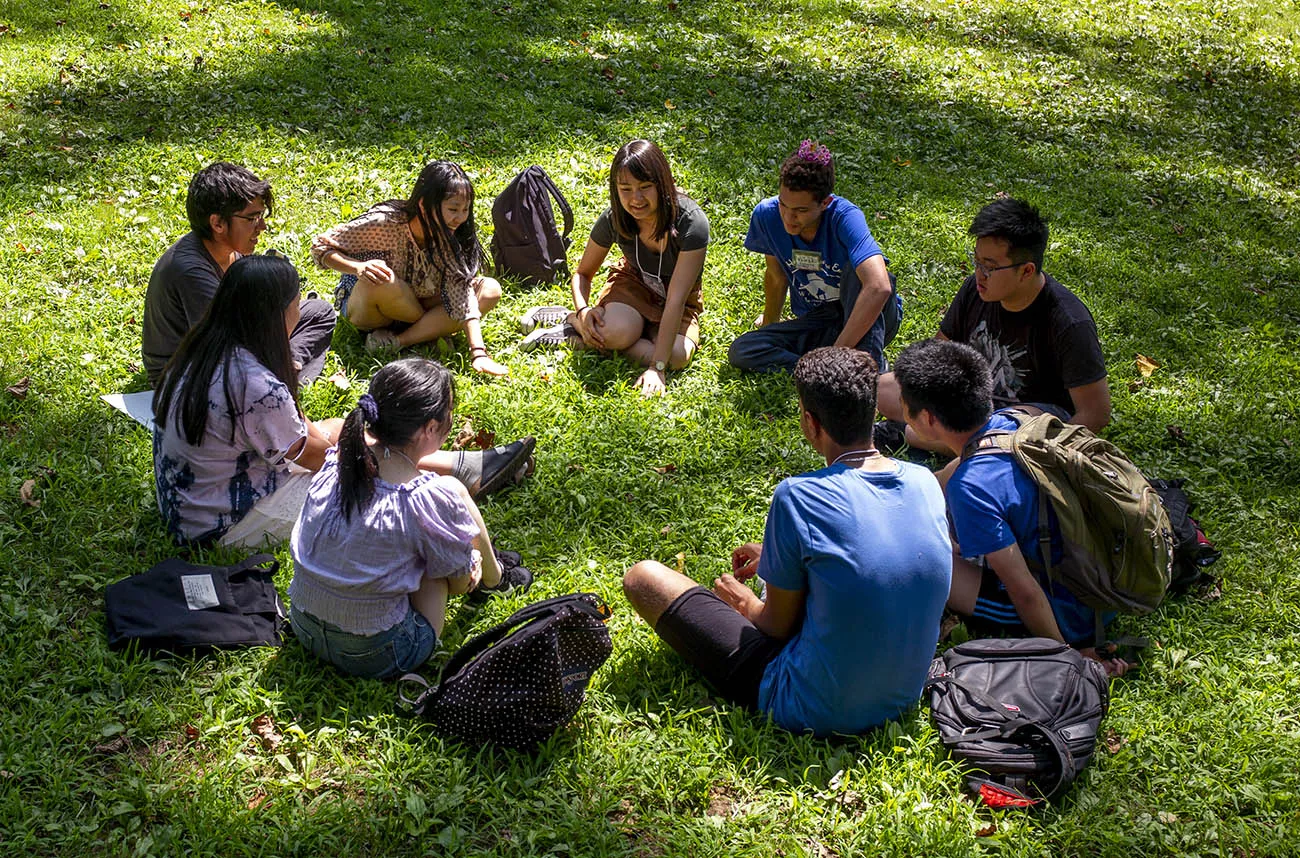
left=875, top=197, right=1110, bottom=454
left=141, top=162, right=336, bottom=385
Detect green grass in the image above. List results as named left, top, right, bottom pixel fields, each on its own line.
left=2, top=0, right=1298, bottom=854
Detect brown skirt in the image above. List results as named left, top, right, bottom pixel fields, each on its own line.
left=595, top=258, right=702, bottom=345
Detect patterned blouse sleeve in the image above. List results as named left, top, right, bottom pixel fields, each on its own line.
left=310, top=205, right=404, bottom=270
left=409, top=476, right=480, bottom=579
left=233, top=356, right=308, bottom=464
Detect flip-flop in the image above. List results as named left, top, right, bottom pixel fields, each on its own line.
left=472, top=436, right=537, bottom=500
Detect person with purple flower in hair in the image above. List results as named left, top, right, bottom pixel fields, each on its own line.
left=729, top=140, right=901, bottom=374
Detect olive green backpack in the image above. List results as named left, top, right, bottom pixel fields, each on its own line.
left=963, top=411, right=1175, bottom=633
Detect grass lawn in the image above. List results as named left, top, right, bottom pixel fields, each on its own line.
left=2, top=0, right=1299, bottom=854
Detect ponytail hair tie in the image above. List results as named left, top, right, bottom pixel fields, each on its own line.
left=357, top=393, right=379, bottom=424
left=796, top=139, right=833, bottom=166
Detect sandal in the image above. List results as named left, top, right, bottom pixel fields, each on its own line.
left=364, top=329, right=401, bottom=354
left=472, top=437, right=537, bottom=500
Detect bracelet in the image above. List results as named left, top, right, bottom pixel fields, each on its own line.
left=470, top=346, right=488, bottom=358
left=578, top=306, right=591, bottom=317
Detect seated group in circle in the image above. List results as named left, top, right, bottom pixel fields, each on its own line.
left=142, top=137, right=1123, bottom=732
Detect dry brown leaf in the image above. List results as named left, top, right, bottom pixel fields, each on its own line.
left=92, top=736, right=132, bottom=755
left=1166, top=424, right=1188, bottom=445
left=600, top=67, right=615, bottom=80
left=450, top=418, right=475, bottom=450
left=664, top=99, right=676, bottom=109
left=1128, top=379, right=1144, bottom=393
left=247, top=790, right=270, bottom=810
left=473, top=428, right=497, bottom=450
left=1135, top=354, right=1160, bottom=377
left=974, top=821, right=997, bottom=837
left=183, top=725, right=200, bottom=742
left=1104, top=728, right=1126, bottom=754
left=6, top=377, right=30, bottom=398
left=660, top=525, right=673, bottom=535
left=567, top=463, right=585, bottom=472
left=653, top=464, right=677, bottom=475
left=19, top=479, right=39, bottom=508
left=250, top=715, right=281, bottom=751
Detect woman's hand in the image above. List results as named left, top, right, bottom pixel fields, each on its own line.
left=471, top=353, right=510, bottom=377
left=731, top=542, right=762, bottom=581
left=356, top=258, right=395, bottom=284
left=577, top=305, right=607, bottom=348
left=634, top=366, right=666, bottom=397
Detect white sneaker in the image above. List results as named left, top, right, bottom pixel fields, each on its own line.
left=518, top=305, right=571, bottom=334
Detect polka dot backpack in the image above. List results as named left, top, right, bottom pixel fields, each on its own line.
left=399, top=593, right=612, bottom=750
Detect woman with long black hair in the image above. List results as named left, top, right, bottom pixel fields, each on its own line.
left=152, top=254, right=341, bottom=547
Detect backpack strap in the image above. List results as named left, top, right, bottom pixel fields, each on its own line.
left=534, top=168, right=574, bottom=241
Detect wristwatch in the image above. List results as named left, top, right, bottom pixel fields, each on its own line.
left=654, top=360, right=667, bottom=373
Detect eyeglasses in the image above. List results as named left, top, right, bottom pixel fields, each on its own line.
left=230, top=210, right=268, bottom=224
left=969, top=252, right=1024, bottom=278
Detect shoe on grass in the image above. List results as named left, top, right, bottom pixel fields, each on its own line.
left=519, top=305, right=571, bottom=334
left=364, top=329, right=401, bottom=354
left=472, top=436, right=537, bottom=500
left=520, top=321, right=583, bottom=351
left=465, top=554, right=534, bottom=607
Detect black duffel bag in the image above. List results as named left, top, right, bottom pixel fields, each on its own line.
left=926, top=637, right=1110, bottom=806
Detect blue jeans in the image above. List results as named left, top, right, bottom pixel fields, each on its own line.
left=290, top=605, right=437, bottom=680
left=729, top=302, right=887, bottom=373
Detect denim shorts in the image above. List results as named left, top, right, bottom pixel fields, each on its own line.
left=290, top=604, right=437, bottom=680
left=333, top=274, right=357, bottom=320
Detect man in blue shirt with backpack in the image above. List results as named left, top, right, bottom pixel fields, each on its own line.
left=893, top=338, right=1131, bottom=676
left=728, top=140, right=900, bottom=373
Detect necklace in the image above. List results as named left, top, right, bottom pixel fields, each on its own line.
left=383, top=445, right=420, bottom=472
left=634, top=234, right=666, bottom=296
left=831, top=448, right=882, bottom=467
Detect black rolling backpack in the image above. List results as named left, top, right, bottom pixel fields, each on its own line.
left=926, top=638, right=1110, bottom=807
left=399, top=593, right=612, bottom=750
left=490, top=166, right=574, bottom=287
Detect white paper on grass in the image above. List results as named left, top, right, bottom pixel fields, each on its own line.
left=102, top=391, right=156, bottom=432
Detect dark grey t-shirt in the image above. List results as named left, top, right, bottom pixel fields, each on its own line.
left=141, top=232, right=225, bottom=385
left=589, top=194, right=709, bottom=298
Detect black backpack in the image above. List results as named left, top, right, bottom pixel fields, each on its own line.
left=399, top=593, right=612, bottom=750
left=104, top=553, right=287, bottom=653
left=490, top=166, right=574, bottom=287
left=1148, top=478, right=1222, bottom=595
left=925, top=638, right=1110, bottom=806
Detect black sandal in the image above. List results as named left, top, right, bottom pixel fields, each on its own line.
left=472, top=437, right=537, bottom=500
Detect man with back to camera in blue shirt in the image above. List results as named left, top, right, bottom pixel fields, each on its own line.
left=623, top=347, right=952, bottom=736
left=728, top=140, right=901, bottom=374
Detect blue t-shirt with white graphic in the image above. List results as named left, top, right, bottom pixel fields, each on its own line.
left=744, top=195, right=884, bottom=318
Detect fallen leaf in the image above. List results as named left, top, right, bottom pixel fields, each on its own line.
left=651, top=62, right=661, bottom=71
left=92, top=735, right=131, bottom=755
left=183, top=725, right=200, bottom=742
left=975, top=821, right=997, bottom=837
left=1135, top=354, right=1160, bottom=377
left=1166, top=424, right=1188, bottom=445
left=664, top=99, right=676, bottom=109
left=1158, top=811, right=1178, bottom=824
left=1173, top=223, right=1185, bottom=235
left=19, top=479, right=39, bottom=508
left=450, top=419, right=475, bottom=450
left=1245, top=284, right=1266, bottom=296
left=600, top=67, right=615, bottom=80
left=1128, top=379, right=1144, bottom=393
left=674, top=551, right=686, bottom=574
left=328, top=373, right=350, bottom=391
left=250, top=715, right=281, bottom=751
left=472, top=428, right=497, bottom=450
left=567, top=463, right=585, bottom=472
left=6, top=377, right=30, bottom=398
left=660, top=525, right=673, bottom=535
left=1104, top=729, right=1125, bottom=754
left=247, top=790, right=270, bottom=810
left=653, top=464, right=677, bottom=474
left=892, top=156, right=911, bottom=167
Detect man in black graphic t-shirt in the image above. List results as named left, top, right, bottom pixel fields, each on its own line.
left=877, top=198, right=1110, bottom=448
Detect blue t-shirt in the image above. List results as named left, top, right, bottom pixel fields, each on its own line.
left=755, top=461, right=952, bottom=736
left=744, top=195, right=884, bottom=319
left=946, top=411, right=1102, bottom=644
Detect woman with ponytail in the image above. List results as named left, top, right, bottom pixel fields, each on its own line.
left=312, top=160, right=508, bottom=375
left=288, top=357, right=532, bottom=680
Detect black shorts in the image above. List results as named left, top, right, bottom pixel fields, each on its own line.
left=653, top=587, right=786, bottom=709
